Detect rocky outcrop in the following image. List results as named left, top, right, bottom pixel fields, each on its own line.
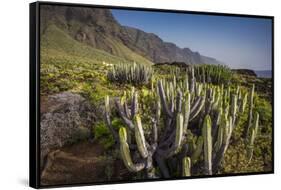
left=40, top=92, right=96, bottom=169
left=154, top=61, right=191, bottom=68
left=232, top=69, right=257, bottom=77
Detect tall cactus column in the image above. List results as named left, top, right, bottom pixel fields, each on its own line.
left=244, top=84, right=255, bottom=138
left=104, top=96, right=119, bottom=145
left=104, top=90, right=159, bottom=178
left=247, top=112, right=259, bottom=162
left=104, top=74, right=259, bottom=178
left=119, top=127, right=145, bottom=172
left=202, top=115, right=212, bottom=175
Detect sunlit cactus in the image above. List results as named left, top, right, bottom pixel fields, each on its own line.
left=230, top=94, right=237, bottom=125
left=182, top=157, right=191, bottom=177
left=104, top=68, right=259, bottom=178
left=244, top=84, right=255, bottom=138
left=247, top=112, right=259, bottom=162
left=241, top=92, right=248, bottom=113
left=175, top=113, right=184, bottom=152
left=192, top=64, right=232, bottom=84
left=119, top=127, right=145, bottom=172
left=134, top=114, right=148, bottom=158
left=107, top=62, right=153, bottom=85
left=202, top=115, right=212, bottom=175
left=191, top=136, right=203, bottom=163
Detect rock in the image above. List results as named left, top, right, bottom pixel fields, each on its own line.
left=40, top=92, right=96, bottom=169
left=232, top=69, right=257, bottom=77
left=154, top=62, right=189, bottom=67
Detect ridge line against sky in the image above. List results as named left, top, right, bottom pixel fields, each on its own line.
left=111, top=9, right=272, bottom=70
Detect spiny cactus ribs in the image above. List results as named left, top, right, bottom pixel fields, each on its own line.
left=107, top=62, right=153, bottom=85
left=104, top=66, right=259, bottom=178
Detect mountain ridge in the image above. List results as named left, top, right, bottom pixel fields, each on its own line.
left=40, top=5, right=222, bottom=65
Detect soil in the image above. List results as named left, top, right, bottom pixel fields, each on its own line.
left=41, top=140, right=132, bottom=186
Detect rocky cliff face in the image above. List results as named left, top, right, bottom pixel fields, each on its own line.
left=40, top=4, right=221, bottom=65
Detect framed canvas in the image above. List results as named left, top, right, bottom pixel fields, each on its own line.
left=29, top=1, right=274, bottom=188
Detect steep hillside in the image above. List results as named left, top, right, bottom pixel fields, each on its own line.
left=40, top=24, right=139, bottom=98
left=40, top=4, right=221, bottom=65
left=40, top=6, right=153, bottom=65
left=41, top=24, right=132, bottom=64
left=120, top=26, right=220, bottom=64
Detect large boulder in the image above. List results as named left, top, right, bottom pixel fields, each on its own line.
left=40, top=92, right=96, bottom=168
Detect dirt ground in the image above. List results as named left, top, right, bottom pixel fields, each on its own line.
left=40, top=140, right=132, bottom=186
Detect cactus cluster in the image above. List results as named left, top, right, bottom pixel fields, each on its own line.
left=104, top=67, right=259, bottom=178
left=107, top=62, right=153, bottom=85
left=161, top=64, right=231, bottom=85
left=193, top=64, right=232, bottom=85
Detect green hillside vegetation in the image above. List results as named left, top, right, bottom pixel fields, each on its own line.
left=40, top=24, right=153, bottom=102
left=40, top=22, right=272, bottom=182
left=41, top=24, right=153, bottom=65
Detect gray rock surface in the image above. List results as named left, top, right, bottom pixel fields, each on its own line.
left=40, top=92, right=96, bottom=168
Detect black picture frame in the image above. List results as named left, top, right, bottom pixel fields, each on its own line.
left=30, top=1, right=274, bottom=189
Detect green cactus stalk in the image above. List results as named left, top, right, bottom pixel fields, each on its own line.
left=247, top=112, right=259, bottom=162
left=230, top=94, right=237, bottom=126
left=214, top=122, right=224, bottom=153
left=189, top=95, right=206, bottom=121
left=244, top=84, right=255, bottom=138
left=202, top=115, right=212, bottom=175
left=182, top=157, right=191, bottom=177
left=104, top=96, right=119, bottom=144
left=158, top=80, right=173, bottom=118
left=131, top=90, right=138, bottom=119
left=175, top=113, right=184, bottom=152
left=156, top=96, right=161, bottom=124
left=190, top=66, right=195, bottom=93
left=241, top=92, right=248, bottom=113
left=119, top=127, right=145, bottom=172
left=183, top=92, right=191, bottom=132
left=191, top=136, right=204, bottom=163
left=134, top=115, right=149, bottom=158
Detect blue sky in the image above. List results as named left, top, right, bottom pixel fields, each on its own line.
left=111, top=9, right=272, bottom=70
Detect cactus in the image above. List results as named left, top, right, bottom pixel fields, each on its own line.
left=104, top=96, right=119, bottom=144
left=202, top=115, right=212, bottom=175
left=183, top=92, right=191, bottom=132
left=244, top=84, right=255, bottom=138
left=241, top=92, right=248, bottom=113
left=104, top=69, right=259, bottom=178
left=182, top=157, right=191, bottom=176
left=247, top=112, right=259, bottom=162
left=191, top=136, right=204, bottom=163
left=192, top=64, right=232, bottom=84
left=134, top=114, right=148, bottom=158
left=107, top=62, right=153, bottom=85
left=175, top=113, right=184, bottom=152
left=230, top=94, right=237, bottom=125
left=119, top=127, right=145, bottom=172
